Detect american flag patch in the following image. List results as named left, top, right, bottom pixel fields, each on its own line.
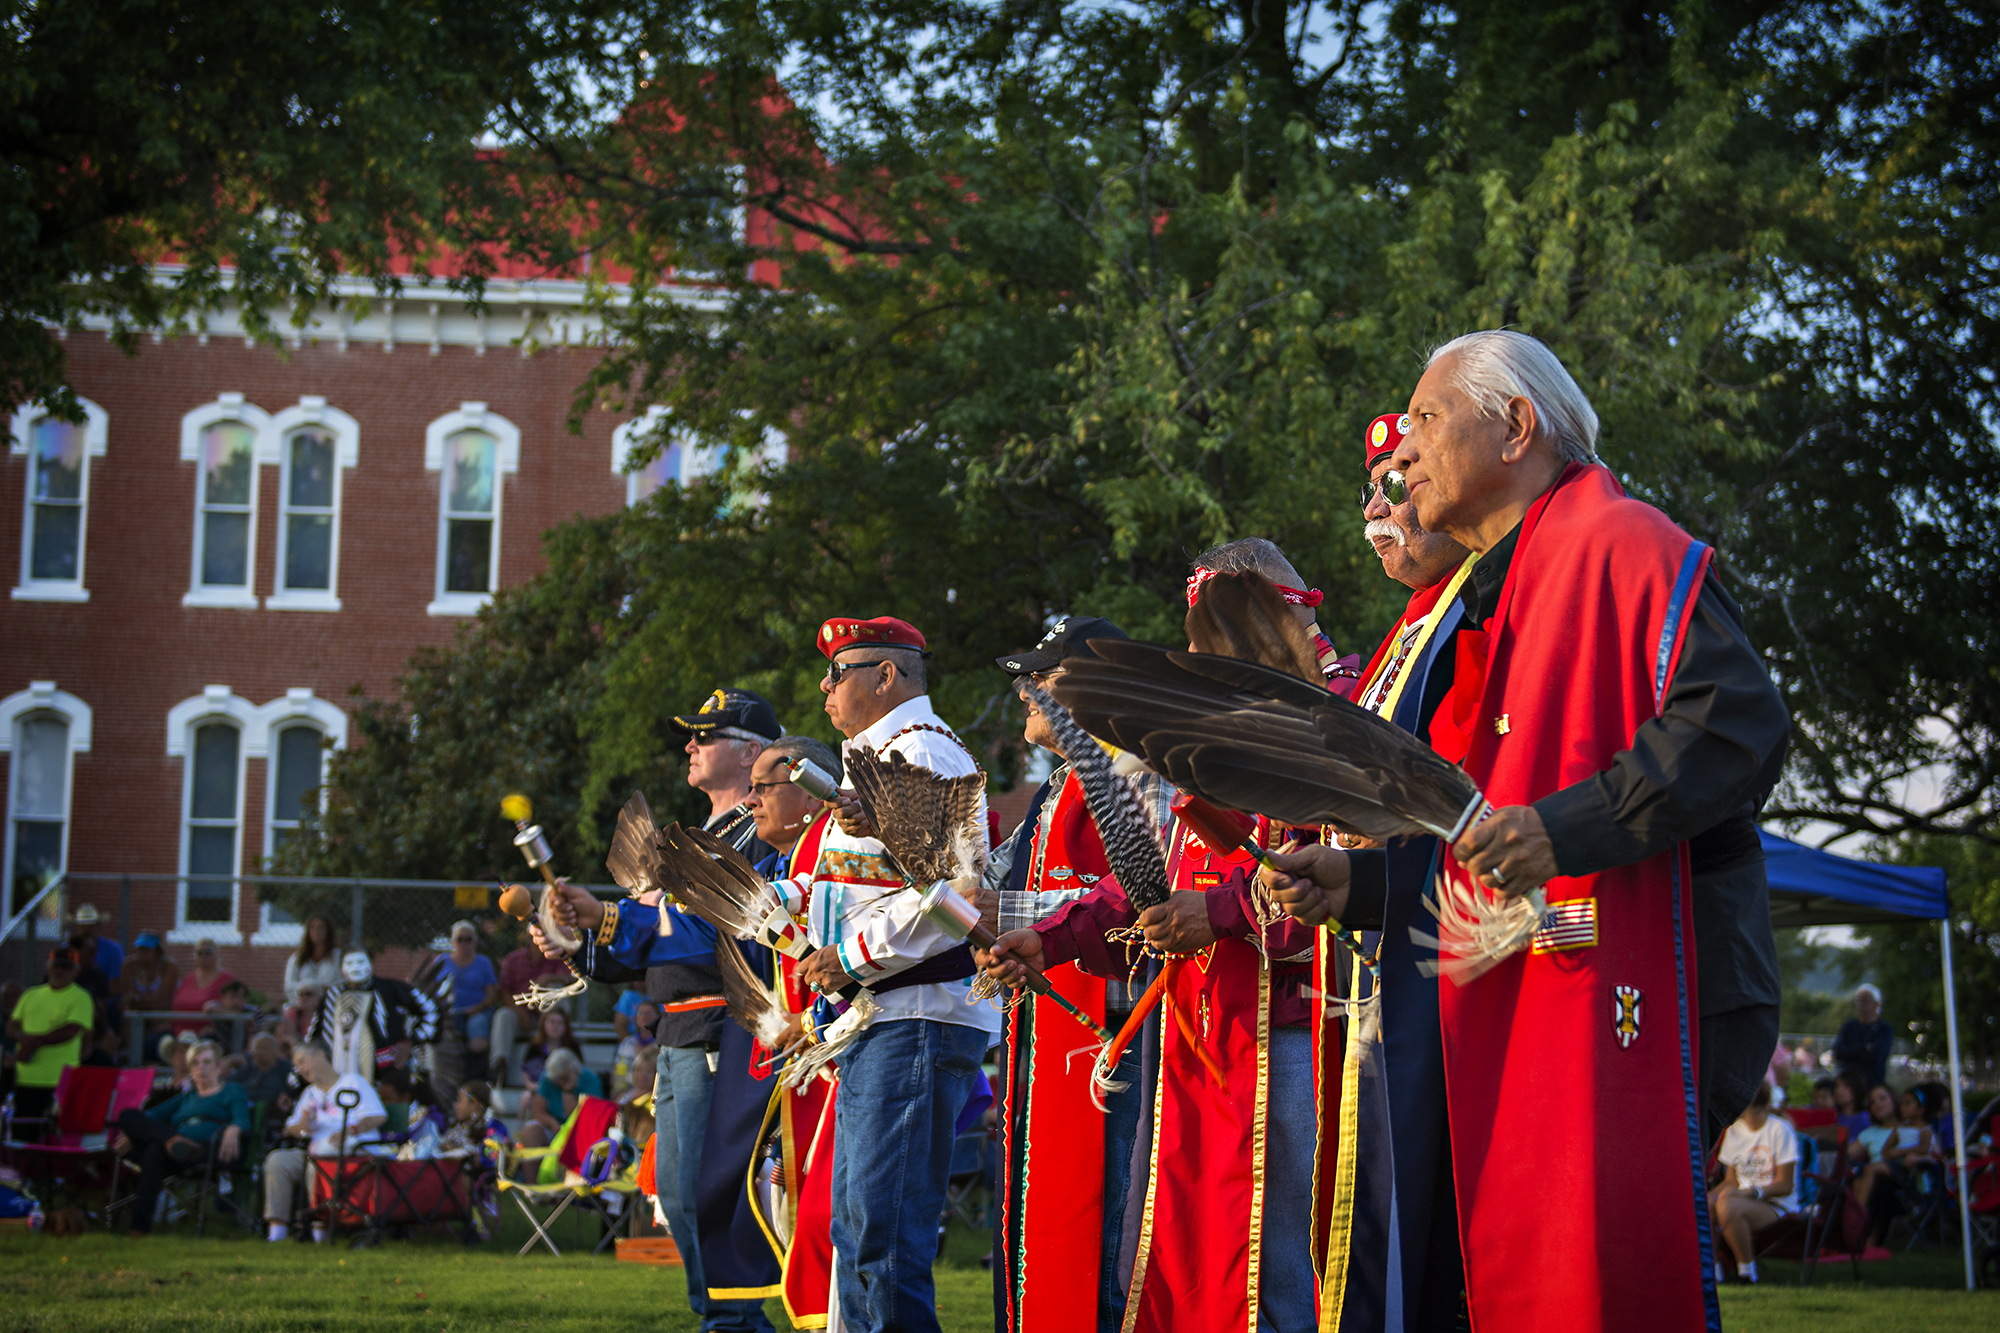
left=1531, top=898, right=1598, bottom=954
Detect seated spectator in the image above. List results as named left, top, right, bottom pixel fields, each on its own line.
left=1832, top=1069, right=1871, bottom=1139
left=227, top=1034, right=294, bottom=1114
left=490, top=943, right=571, bottom=1086
left=618, top=1046, right=657, bottom=1145
left=262, top=1038, right=386, bottom=1243
left=438, top=1079, right=510, bottom=1159
left=614, top=1001, right=660, bottom=1095
left=1811, top=1078, right=1837, bottom=1110
left=612, top=983, right=646, bottom=1041
left=283, top=984, right=323, bottom=1038
left=518, top=1047, right=603, bottom=1150
left=519, top=1009, right=581, bottom=1090
left=116, top=934, right=179, bottom=1044
left=8, top=948, right=97, bottom=1119
left=169, top=944, right=234, bottom=1035
left=1855, top=1084, right=1934, bottom=1246
left=437, top=921, right=500, bottom=1063
left=1708, top=1082, right=1799, bottom=1285
left=202, top=979, right=260, bottom=1041
left=112, top=1039, right=249, bottom=1237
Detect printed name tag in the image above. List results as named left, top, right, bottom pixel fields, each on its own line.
left=1191, top=873, right=1222, bottom=889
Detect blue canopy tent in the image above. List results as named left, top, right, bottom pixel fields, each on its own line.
left=1757, top=830, right=1973, bottom=1287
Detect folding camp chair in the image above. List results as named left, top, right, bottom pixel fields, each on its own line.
left=3, top=1066, right=153, bottom=1224
left=942, top=1126, right=996, bottom=1230
left=490, top=1094, right=630, bottom=1256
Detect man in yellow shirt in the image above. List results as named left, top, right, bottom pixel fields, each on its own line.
left=8, top=948, right=96, bottom=1118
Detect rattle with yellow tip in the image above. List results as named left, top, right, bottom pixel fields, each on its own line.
left=501, top=794, right=532, bottom=823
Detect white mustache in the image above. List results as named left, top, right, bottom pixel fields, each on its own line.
left=1365, top=517, right=1409, bottom=548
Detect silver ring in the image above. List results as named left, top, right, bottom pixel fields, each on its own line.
left=1488, top=866, right=1507, bottom=887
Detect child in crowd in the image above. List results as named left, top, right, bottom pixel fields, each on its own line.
left=439, top=1079, right=510, bottom=1160
left=613, top=1001, right=659, bottom=1095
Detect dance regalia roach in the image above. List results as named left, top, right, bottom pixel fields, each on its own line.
left=998, top=769, right=1122, bottom=1333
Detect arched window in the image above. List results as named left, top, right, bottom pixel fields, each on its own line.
left=424, top=403, right=519, bottom=615
left=1, top=683, right=91, bottom=924
left=11, top=399, right=108, bottom=602
left=167, top=687, right=257, bottom=940
left=181, top=394, right=272, bottom=608
left=252, top=689, right=345, bottom=944
left=266, top=398, right=357, bottom=612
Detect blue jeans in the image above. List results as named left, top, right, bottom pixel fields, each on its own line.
left=1260, top=1026, right=1317, bottom=1333
left=831, top=1018, right=987, bottom=1333
left=656, top=1046, right=773, bottom=1333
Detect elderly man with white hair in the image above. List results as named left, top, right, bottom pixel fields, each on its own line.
left=1264, top=331, right=1788, bottom=1333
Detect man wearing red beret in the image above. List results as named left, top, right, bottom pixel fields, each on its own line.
left=784, top=616, right=1001, bottom=1333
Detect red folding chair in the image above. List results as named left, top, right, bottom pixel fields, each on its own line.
left=3, top=1066, right=153, bottom=1223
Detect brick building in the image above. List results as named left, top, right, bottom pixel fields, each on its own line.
left=0, top=276, right=760, bottom=996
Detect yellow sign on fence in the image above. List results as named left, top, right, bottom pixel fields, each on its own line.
left=454, top=885, right=492, bottom=910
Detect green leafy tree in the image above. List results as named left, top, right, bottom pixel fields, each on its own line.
left=0, top=0, right=592, bottom=417
left=269, top=1, right=1997, bottom=876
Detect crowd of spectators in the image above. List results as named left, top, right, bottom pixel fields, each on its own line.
left=4, top=905, right=660, bottom=1236
left=1707, top=983, right=1988, bottom=1284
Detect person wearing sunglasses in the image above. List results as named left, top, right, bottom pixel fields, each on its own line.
left=1259, top=330, right=1789, bottom=1333
left=785, top=614, right=999, bottom=1333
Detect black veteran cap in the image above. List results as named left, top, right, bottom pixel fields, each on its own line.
left=995, top=616, right=1129, bottom=676
left=670, top=688, right=784, bottom=742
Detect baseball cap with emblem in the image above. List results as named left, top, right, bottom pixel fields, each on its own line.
left=669, top=688, right=784, bottom=742
left=1365, top=411, right=1411, bottom=471
left=995, top=616, right=1129, bottom=676
left=817, top=616, right=928, bottom=660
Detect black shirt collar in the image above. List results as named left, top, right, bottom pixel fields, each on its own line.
left=1459, top=521, right=1523, bottom=628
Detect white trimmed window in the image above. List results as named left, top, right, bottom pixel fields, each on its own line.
left=181, top=394, right=272, bottom=608
left=167, top=687, right=257, bottom=940
left=424, top=403, right=519, bottom=615
left=1, top=683, right=91, bottom=925
left=267, top=398, right=357, bottom=612
left=11, top=399, right=108, bottom=603
left=252, top=689, right=346, bottom=945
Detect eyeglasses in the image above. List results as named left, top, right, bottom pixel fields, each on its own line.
left=825, top=659, right=891, bottom=687
left=747, top=779, right=790, bottom=795
left=1359, top=471, right=1408, bottom=508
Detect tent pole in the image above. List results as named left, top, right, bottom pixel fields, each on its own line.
left=1940, top=916, right=1973, bottom=1291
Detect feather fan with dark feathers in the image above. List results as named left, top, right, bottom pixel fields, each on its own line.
left=1186, top=570, right=1323, bottom=681
left=1019, top=684, right=1171, bottom=910
left=844, top=747, right=988, bottom=885
left=714, top=935, right=790, bottom=1048
left=1052, top=639, right=1485, bottom=843
left=606, top=790, right=667, bottom=897
left=649, top=822, right=784, bottom=941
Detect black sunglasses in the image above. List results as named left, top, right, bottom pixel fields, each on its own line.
left=1359, top=471, right=1408, bottom=508
left=826, top=658, right=892, bottom=686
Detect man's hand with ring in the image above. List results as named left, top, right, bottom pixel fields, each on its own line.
left=547, top=877, right=604, bottom=929
left=799, top=945, right=854, bottom=993
left=1258, top=841, right=1352, bottom=926
left=1450, top=806, right=1557, bottom=897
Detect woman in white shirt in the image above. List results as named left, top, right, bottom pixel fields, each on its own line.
left=1708, top=1082, right=1799, bottom=1284
left=284, top=915, right=343, bottom=1003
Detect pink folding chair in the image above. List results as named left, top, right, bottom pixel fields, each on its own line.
left=4, top=1066, right=154, bottom=1224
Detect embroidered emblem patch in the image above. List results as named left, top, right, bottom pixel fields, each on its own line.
left=1371, top=419, right=1390, bottom=447
left=1612, top=985, right=1643, bottom=1049
left=1397, top=413, right=1411, bottom=434
left=1049, top=865, right=1075, bottom=881
left=1079, top=872, right=1101, bottom=885
left=1532, top=898, right=1598, bottom=954
left=1191, top=872, right=1222, bottom=889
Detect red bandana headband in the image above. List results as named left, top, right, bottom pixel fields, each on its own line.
left=1185, top=567, right=1325, bottom=609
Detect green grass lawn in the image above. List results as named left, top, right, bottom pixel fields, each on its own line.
left=0, top=1223, right=1990, bottom=1331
